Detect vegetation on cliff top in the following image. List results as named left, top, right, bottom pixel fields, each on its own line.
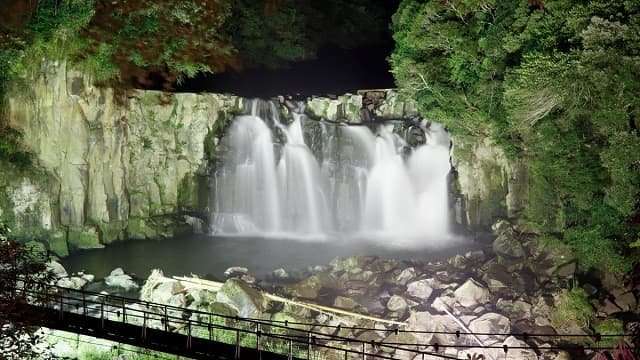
left=390, top=0, right=640, bottom=275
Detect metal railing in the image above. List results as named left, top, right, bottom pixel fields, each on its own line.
left=12, top=283, right=627, bottom=359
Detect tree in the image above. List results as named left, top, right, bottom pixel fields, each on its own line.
left=83, top=0, right=240, bottom=89
left=390, top=0, right=640, bottom=274
left=0, top=224, right=56, bottom=359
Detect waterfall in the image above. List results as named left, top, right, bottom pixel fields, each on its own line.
left=210, top=99, right=454, bottom=247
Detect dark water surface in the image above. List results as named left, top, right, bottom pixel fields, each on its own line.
left=61, top=235, right=483, bottom=281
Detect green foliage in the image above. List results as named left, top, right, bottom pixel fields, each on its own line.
left=0, top=126, right=31, bottom=168
left=565, top=226, right=633, bottom=275
left=593, top=318, right=625, bottom=348
left=391, top=0, right=640, bottom=274
left=0, top=222, right=56, bottom=359
left=550, top=287, right=595, bottom=333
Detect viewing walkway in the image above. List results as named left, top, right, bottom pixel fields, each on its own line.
left=12, top=284, right=621, bottom=360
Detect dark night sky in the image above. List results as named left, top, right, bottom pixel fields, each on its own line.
left=175, top=1, right=400, bottom=98
left=176, top=44, right=396, bottom=98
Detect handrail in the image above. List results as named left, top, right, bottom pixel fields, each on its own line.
left=11, top=282, right=625, bottom=359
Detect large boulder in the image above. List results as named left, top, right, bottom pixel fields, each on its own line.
left=406, top=279, right=434, bottom=300
left=105, top=268, right=139, bottom=291
left=407, top=311, right=460, bottom=346
left=468, top=313, right=510, bottom=342
left=216, top=278, right=267, bottom=318
left=454, top=278, right=490, bottom=308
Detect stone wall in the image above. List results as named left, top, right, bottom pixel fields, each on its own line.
left=2, top=61, right=241, bottom=255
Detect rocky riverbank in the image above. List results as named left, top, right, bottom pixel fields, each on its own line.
left=42, top=219, right=637, bottom=359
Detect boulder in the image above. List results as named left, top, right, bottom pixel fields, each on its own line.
left=396, top=267, right=417, bottom=285
left=47, top=260, right=68, bottom=279
left=406, top=279, right=434, bottom=300
left=56, top=276, right=87, bottom=290
left=407, top=311, right=459, bottom=345
left=224, top=266, right=248, bottom=277
left=105, top=268, right=139, bottom=291
left=493, top=232, right=525, bottom=259
left=468, top=313, right=510, bottom=342
left=216, top=278, right=267, bottom=318
left=333, top=296, right=360, bottom=310
left=387, top=295, right=408, bottom=313
left=289, top=273, right=339, bottom=299
left=271, top=268, right=289, bottom=279
left=501, top=336, right=537, bottom=360
left=453, top=278, right=490, bottom=308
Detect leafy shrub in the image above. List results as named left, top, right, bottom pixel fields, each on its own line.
left=593, top=318, right=625, bottom=349
left=550, top=287, right=595, bottom=333
left=564, top=226, right=633, bottom=275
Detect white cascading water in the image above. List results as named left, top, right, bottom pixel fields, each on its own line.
left=210, top=100, right=454, bottom=247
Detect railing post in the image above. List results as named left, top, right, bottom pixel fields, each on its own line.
left=362, top=342, right=366, bottom=360
left=58, top=294, right=63, bottom=320
left=82, top=292, right=87, bottom=316
left=288, top=339, right=293, bottom=360
left=187, top=320, right=192, bottom=350
left=307, top=332, right=311, bottom=360
left=122, top=298, right=126, bottom=323
left=208, top=314, right=212, bottom=341
left=142, top=312, right=147, bottom=340
left=100, top=301, right=104, bottom=329
left=164, top=305, right=168, bottom=332
left=235, top=327, right=241, bottom=360
left=256, top=322, right=262, bottom=360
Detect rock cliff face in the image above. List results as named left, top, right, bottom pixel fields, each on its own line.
left=3, top=61, right=241, bottom=255
left=0, top=63, right=525, bottom=255
left=450, top=136, right=528, bottom=231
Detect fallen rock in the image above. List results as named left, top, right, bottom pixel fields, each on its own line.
left=386, top=295, right=408, bottom=313
left=406, top=279, right=434, bottom=300
left=56, top=276, right=87, bottom=290
left=47, top=260, right=68, bottom=279
left=224, top=266, right=248, bottom=277
left=395, top=267, right=416, bottom=285
left=502, top=335, right=537, bottom=359
left=216, top=278, right=267, bottom=318
left=468, top=313, right=510, bottom=341
left=493, top=232, right=525, bottom=259
left=105, top=268, right=139, bottom=291
left=453, top=278, right=490, bottom=308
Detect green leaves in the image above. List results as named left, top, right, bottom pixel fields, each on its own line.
left=391, top=0, right=640, bottom=274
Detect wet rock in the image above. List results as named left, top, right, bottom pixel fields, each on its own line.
left=432, top=294, right=457, bottom=313
left=395, top=267, right=417, bottom=286
left=333, top=296, right=360, bottom=310
left=597, top=298, right=622, bottom=316
left=555, top=262, right=576, bottom=278
left=224, top=266, right=248, bottom=277
left=216, top=278, right=267, bottom=318
left=502, top=336, right=537, bottom=360
left=406, top=279, right=434, bottom=300
left=386, top=295, right=408, bottom=313
left=453, top=278, right=490, bottom=308
left=381, top=332, right=418, bottom=357
left=47, top=260, right=68, bottom=279
left=78, top=272, right=95, bottom=283
left=289, top=274, right=336, bottom=299
left=240, top=274, right=256, bottom=284
left=105, top=268, right=139, bottom=291
left=407, top=311, right=459, bottom=345
left=56, top=276, right=87, bottom=290
left=468, top=313, right=510, bottom=341
left=271, top=268, right=289, bottom=279
left=614, top=291, right=637, bottom=311
left=493, top=232, right=525, bottom=259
